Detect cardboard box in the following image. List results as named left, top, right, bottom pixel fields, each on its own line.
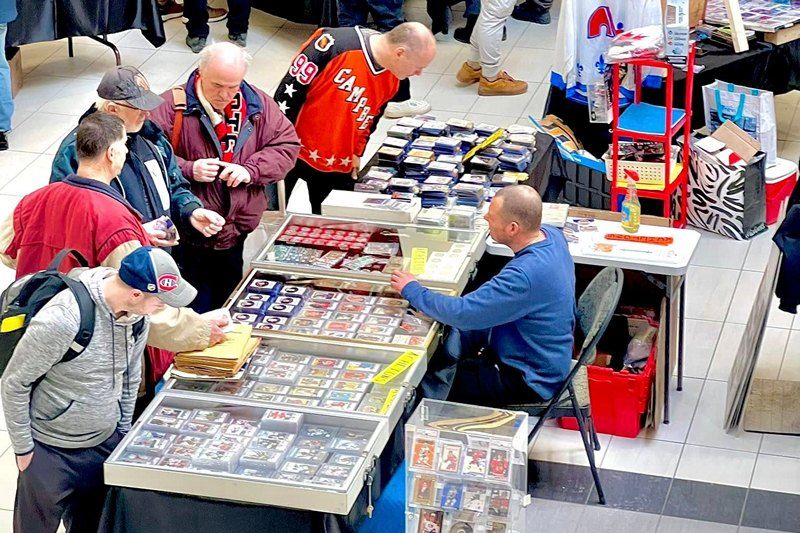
left=661, top=0, right=707, bottom=28
left=711, top=120, right=761, bottom=163
left=6, top=47, right=22, bottom=97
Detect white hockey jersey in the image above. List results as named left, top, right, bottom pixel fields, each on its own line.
left=551, top=0, right=663, bottom=104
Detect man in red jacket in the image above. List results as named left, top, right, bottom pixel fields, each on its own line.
left=150, top=42, right=301, bottom=312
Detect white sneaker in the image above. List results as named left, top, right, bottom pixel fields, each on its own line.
left=384, top=99, right=432, bottom=119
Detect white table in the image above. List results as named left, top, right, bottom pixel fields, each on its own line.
left=486, top=219, right=701, bottom=424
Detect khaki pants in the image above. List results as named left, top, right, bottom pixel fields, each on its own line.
left=468, top=0, right=517, bottom=78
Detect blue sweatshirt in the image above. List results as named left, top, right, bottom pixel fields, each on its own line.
left=402, top=225, right=576, bottom=400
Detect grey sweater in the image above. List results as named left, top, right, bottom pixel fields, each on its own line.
left=1, top=267, right=149, bottom=454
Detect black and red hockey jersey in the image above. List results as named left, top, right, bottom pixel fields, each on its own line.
left=274, top=26, right=400, bottom=173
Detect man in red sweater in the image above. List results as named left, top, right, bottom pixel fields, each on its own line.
left=275, top=22, right=436, bottom=214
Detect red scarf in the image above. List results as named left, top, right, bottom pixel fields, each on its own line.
left=196, top=76, right=246, bottom=163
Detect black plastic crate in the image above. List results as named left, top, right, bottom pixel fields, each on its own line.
left=551, top=154, right=611, bottom=211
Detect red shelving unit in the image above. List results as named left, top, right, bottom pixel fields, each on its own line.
left=610, top=43, right=697, bottom=228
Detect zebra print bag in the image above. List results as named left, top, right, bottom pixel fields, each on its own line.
left=686, top=140, right=767, bottom=240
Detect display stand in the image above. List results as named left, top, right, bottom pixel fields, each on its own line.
left=609, top=44, right=697, bottom=227
left=405, top=400, right=529, bottom=533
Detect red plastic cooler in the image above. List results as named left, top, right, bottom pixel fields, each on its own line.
left=766, top=158, right=798, bottom=225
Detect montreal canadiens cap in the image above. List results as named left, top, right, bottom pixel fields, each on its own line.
left=119, top=247, right=197, bottom=308
left=97, top=66, right=164, bottom=111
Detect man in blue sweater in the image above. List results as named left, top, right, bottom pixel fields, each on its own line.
left=391, top=185, right=575, bottom=405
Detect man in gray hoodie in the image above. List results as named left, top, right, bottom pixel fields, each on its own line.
left=2, top=246, right=197, bottom=533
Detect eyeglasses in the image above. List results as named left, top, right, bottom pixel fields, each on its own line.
left=111, top=101, right=143, bottom=111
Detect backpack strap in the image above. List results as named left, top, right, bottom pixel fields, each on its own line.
left=132, top=317, right=146, bottom=342
left=171, top=86, right=187, bottom=150
left=47, top=249, right=89, bottom=272
left=59, top=275, right=95, bottom=363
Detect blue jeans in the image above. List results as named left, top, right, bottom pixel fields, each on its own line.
left=0, top=24, right=14, bottom=132
left=464, top=0, right=480, bottom=17
left=336, top=0, right=403, bottom=31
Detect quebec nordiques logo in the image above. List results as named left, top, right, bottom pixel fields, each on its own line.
left=157, top=274, right=179, bottom=292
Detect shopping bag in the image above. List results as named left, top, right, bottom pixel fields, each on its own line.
left=687, top=135, right=767, bottom=240
left=702, top=81, right=777, bottom=166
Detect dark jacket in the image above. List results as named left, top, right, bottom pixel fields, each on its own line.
left=0, top=0, right=16, bottom=24
left=774, top=204, right=800, bottom=313
left=150, top=70, right=300, bottom=250
left=50, top=107, right=203, bottom=230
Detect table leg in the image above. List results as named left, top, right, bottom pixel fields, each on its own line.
left=664, top=286, right=671, bottom=425
left=67, top=37, right=74, bottom=58
left=677, top=276, right=685, bottom=392
left=87, top=35, right=121, bottom=66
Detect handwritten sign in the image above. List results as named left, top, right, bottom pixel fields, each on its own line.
left=379, top=388, right=400, bottom=414
left=372, top=351, right=422, bottom=385
left=409, top=247, right=428, bottom=275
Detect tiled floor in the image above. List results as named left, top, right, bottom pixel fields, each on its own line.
left=0, top=0, right=799, bottom=531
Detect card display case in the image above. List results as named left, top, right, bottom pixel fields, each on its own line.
left=225, top=268, right=446, bottom=357
left=405, top=400, right=529, bottom=533
left=166, top=337, right=425, bottom=430
left=105, top=391, right=388, bottom=514
left=251, top=214, right=487, bottom=293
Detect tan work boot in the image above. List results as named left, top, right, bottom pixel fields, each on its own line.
left=479, top=71, right=528, bottom=96
left=456, top=62, right=482, bottom=86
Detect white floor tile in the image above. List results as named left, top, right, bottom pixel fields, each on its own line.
left=750, top=454, right=800, bottom=494
left=425, top=76, right=480, bottom=113
left=529, top=425, right=610, bottom=467
left=0, top=152, right=40, bottom=189
left=1, top=153, right=57, bottom=197
left=11, top=76, right=73, bottom=114
left=409, top=73, right=441, bottom=101
left=682, top=320, right=723, bottom=379
left=80, top=47, right=158, bottom=81
left=743, top=225, right=778, bottom=272
left=778, top=330, right=800, bottom=381
left=463, top=113, right=520, bottom=128
left=19, top=42, right=62, bottom=76
left=767, top=295, right=795, bottom=329
left=684, top=266, right=739, bottom=322
left=689, top=229, right=750, bottom=269
left=38, top=78, right=102, bottom=116
left=576, top=506, right=659, bottom=533
left=706, top=322, right=745, bottom=381
left=501, top=47, right=552, bottom=84
left=600, top=436, right=683, bottom=477
left=137, top=51, right=200, bottom=94
left=27, top=42, right=108, bottom=79
left=780, top=141, right=800, bottom=163
left=426, top=40, right=468, bottom=74
left=725, top=270, right=763, bottom=324
left=523, top=82, right=550, bottom=120
left=5, top=113, right=75, bottom=155
left=642, top=376, right=703, bottom=443
left=675, top=444, right=756, bottom=487
left=470, top=90, right=534, bottom=117
left=656, top=516, right=738, bottom=532
left=760, top=433, right=800, bottom=459
left=753, top=327, right=790, bottom=380
left=517, top=21, right=559, bottom=50
left=686, top=380, right=762, bottom=452
left=0, top=448, right=18, bottom=511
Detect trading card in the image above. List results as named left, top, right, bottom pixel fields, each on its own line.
left=304, top=367, right=340, bottom=379
left=251, top=350, right=275, bottom=364
left=252, top=383, right=291, bottom=395
left=342, top=294, right=376, bottom=305
left=331, top=380, right=369, bottom=393
left=259, top=368, right=300, bottom=385
left=154, top=407, right=191, bottom=420
left=174, top=435, right=208, bottom=447
left=280, top=285, right=311, bottom=298
left=283, top=397, right=320, bottom=407
left=295, top=437, right=331, bottom=449
left=411, top=474, right=437, bottom=506
left=397, top=321, right=431, bottom=336
left=273, top=352, right=311, bottom=365
left=307, top=300, right=339, bottom=311
left=487, top=446, right=511, bottom=482
left=486, top=523, right=507, bottom=533
left=324, top=331, right=356, bottom=339
left=364, top=316, right=401, bottom=328
left=157, top=456, right=192, bottom=469
left=461, top=485, right=486, bottom=513
left=287, top=447, right=329, bottom=464
left=324, top=320, right=360, bottom=333
left=310, top=356, right=345, bottom=369
left=392, top=335, right=428, bottom=347
left=311, top=290, right=344, bottom=302
left=195, top=447, right=239, bottom=472
left=296, top=308, right=334, bottom=321
left=251, top=430, right=295, bottom=452
left=266, top=360, right=302, bottom=373
left=255, top=321, right=284, bottom=332
left=129, top=431, right=174, bottom=454
left=289, top=317, right=325, bottom=330
left=337, top=303, right=370, bottom=314
left=248, top=392, right=285, bottom=402
left=336, top=429, right=371, bottom=441
left=119, top=452, right=158, bottom=465
left=145, top=415, right=185, bottom=433
left=437, top=442, right=463, bottom=473
left=339, top=370, right=374, bottom=382
left=357, top=403, right=382, bottom=414
left=248, top=279, right=281, bottom=294
left=260, top=409, right=304, bottom=432
left=205, top=434, right=248, bottom=454
left=344, top=360, right=382, bottom=373
left=354, top=333, right=392, bottom=343
left=237, top=467, right=273, bottom=479
left=183, top=421, right=221, bottom=438
left=416, top=509, right=443, bottom=533
left=274, top=296, right=302, bottom=307
left=164, top=443, right=203, bottom=460
left=359, top=324, right=396, bottom=336
left=330, top=453, right=360, bottom=467
left=210, top=381, right=250, bottom=397
left=326, top=390, right=364, bottom=403
left=232, top=312, right=259, bottom=324
left=462, top=448, right=488, bottom=477
left=296, top=377, right=333, bottom=389
left=266, top=303, right=297, bottom=317
left=375, top=297, right=408, bottom=308
left=370, top=305, right=406, bottom=318
left=240, top=448, right=284, bottom=471
left=330, top=437, right=367, bottom=452
left=317, top=464, right=353, bottom=479
left=243, top=292, right=271, bottom=302
left=440, top=483, right=463, bottom=510
left=247, top=365, right=266, bottom=380
left=280, top=461, right=319, bottom=476
left=313, top=475, right=345, bottom=488
left=288, top=386, right=326, bottom=399
left=487, top=490, right=510, bottom=518
left=285, top=327, right=322, bottom=336
left=274, top=472, right=313, bottom=483
left=320, top=400, right=358, bottom=410
left=224, top=418, right=259, bottom=438
left=234, top=299, right=267, bottom=314
left=300, top=425, right=337, bottom=440
left=411, top=438, right=436, bottom=470
left=333, top=312, right=366, bottom=323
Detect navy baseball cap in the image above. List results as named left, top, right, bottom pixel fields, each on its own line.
left=97, top=66, right=164, bottom=111
left=119, top=247, right=197, bottom=308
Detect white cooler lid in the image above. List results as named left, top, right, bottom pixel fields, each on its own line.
left=766, top=158, right=799, bottom=184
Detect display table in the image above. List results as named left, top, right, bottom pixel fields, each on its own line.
left=484, top=216, right=700, bottom=424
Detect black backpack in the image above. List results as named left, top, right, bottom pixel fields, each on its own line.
left=0, top=250, right=97, bottom=377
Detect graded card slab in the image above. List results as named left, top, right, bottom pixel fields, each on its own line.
left=416, top=509, right=443, bottom=533
left=411, top=474, right=437, bottom=506
left=437, top=442, right=463, bottom=474
left=410, top=437, right=436, bottom=470
left=440, top=483, right=463, bottom=510
left=462, top=447, right=488, bottom=477
left=487, top=446, right=511, bottom=482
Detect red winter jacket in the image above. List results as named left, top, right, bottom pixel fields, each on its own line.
left=150, top=71, right=300, bottom=250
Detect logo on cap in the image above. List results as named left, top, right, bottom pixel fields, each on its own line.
left=157, top=274, right=179, bottom=292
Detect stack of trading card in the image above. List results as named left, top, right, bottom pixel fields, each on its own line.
left=377, top=145, right=404, bottom=166
left=420, top=183, right=450, bottom=208
left=419, top=120, right=448, bottom=136
left=468, top=155, right=499, bottom=177
left=433, top=137, right=463, bottom=156
left=446, top=118, right=474, bottom=135
left=426, top=161, right=459, bottom=182
left=386, top=124, right=416, bottom=140
left=475, top=122, right=500, bottom=137
left=451, top=182, right=486, bottom=208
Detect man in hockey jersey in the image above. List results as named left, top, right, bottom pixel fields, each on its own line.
left=275, top=22, right=436, bottom=214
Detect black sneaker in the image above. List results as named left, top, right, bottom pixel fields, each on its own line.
left=0, top=132, right=8, bottom=151
left=511, top=4, right=551, bottom=25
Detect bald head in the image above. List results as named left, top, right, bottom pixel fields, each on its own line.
left=197, top=42, right=252, bottom=111
left=198, top=42, right=252, bottom=76
left=375, top=22, right=437, bottom=80
left=494, top=185, right=543, bottom=233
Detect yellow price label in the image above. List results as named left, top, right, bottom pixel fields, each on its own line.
left=409, top=247, right=428, bottom=275
left=464, top=128, right=506, bottom=161
left=372, top=351, right=422, bottom=385
left=379, top=388, right=400, bottom=414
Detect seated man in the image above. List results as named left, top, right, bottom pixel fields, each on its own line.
left=391, top=185, right=575, bottom=406
left=51, top=66, right=226, bottom=247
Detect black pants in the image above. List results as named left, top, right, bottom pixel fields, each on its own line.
left=421, top=328, right=544, bottom=407
left=283, top=159, right=355, bottom=215
left=175, top=238, right=246, bottom=313
left=14, top=432, right=123, bottom=533
left=184, top=0, right=251, bottom=38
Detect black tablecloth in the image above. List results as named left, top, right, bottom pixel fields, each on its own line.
left=253, top=0, right=335, bottom=26
left=6, top=0, right=166, bottom=48
left=99, top=393, right=414, bottom=533
left=545, top=40, right=797, bottom=158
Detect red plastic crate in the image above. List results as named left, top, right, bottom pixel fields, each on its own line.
left=559, top=341, right=656, bottom=438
